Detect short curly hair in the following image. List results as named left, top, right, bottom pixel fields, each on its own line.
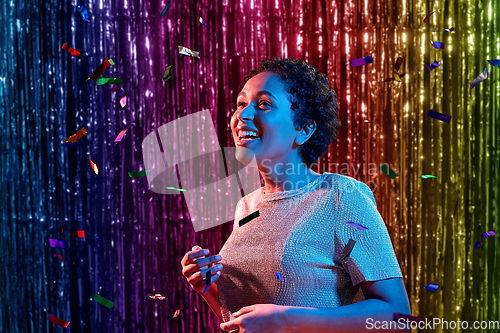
left=241, top=57, right=341, bottom=167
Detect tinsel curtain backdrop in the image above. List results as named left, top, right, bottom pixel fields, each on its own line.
left=0, top=0, right=498, bottom=332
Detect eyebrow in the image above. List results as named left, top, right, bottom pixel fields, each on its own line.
left=237, top=90, right=277, bottom=101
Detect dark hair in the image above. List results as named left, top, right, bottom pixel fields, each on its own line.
left=241, top=57, right=341, bottom=167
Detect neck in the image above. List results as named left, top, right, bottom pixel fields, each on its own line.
left=258, top=157, right=321, bottom=193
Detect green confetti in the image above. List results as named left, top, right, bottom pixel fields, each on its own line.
left=94, top=294, right=114, bottom=308
left=340, top=239, right=356, bottom=263
left=239, top=210, right=260, bottom=227
left=419, top=175, right=438, bottom=179
left=163, top=65, right=172, bottom=81
left=97, top=77, right=123, bottom=85
left=165, top=186, right=186, bottom=192
left=108, top=58, right=115, bottom=65
left=128, top=170, right=149, bottom=178
left=379, top=165, right=398, bottom=179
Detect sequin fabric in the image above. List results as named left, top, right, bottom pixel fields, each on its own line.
left=217, top=172, right=403, bottom=323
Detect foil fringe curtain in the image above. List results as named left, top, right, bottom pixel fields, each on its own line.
left=0, top=0, right=498, bottom=332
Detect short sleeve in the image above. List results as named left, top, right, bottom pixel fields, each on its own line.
left=334, top=178, right=403, bottom=286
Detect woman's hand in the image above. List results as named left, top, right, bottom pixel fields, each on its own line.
left=181, top=245, right=223, bottom=294
left=220, top=304, right=291, bottom=333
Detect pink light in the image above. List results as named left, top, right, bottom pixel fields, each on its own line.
left=119, top=95, right=127, bottom=108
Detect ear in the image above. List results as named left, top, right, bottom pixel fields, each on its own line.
left=295, top=120, right=316, bottom=145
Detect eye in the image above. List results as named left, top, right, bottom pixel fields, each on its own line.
left=259, top=100, right=272, bottom=107
left=236, top=102, right=247, bottom=108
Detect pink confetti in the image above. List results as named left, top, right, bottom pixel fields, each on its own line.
left=53, top=253, right=65, bottom=261
left=114, top=127, right=131, bottom=144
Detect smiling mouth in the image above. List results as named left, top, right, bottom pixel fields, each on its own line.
left=237, top=130, right=260, bottom=142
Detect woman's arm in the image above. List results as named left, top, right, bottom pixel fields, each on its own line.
left=199, top=282, right=224, bottom=322
left=284, top=278, right=411, bottom=333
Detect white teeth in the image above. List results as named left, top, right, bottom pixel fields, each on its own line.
left=238, top=130, right=258, bottom=138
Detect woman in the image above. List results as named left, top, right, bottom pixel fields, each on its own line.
left=181, top=57, right=411, bottom=333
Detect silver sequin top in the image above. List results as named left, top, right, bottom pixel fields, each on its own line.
left=217, top=172, right=403, bottom=323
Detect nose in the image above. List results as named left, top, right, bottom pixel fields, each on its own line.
left=236, top=103, right=255, bottom=121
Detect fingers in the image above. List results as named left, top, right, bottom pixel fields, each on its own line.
left=232, top=305, right=254, bottom=317
left=188, top=249, right=210, bottom=260
left=200, top=263, right=223, bottom=278
left=189, top=264, right=223, bottom=286
left=195, top=254, right=222, bottom=268
left=181, top=247, right=209, bottom=266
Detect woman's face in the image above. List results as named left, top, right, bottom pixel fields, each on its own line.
left=230, top=71, right=302, bottom=169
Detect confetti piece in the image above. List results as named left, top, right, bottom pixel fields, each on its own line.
left=88, top=57, right=114, bottom=80
left=178, top=45, right=200, bottom=59
left=239, top=210, right=260, bottom=227
left=384, top=57, right=405, bottom=82
left=453, top=200, right=459, bottom=218
left=384, top=74, right=405, bottom=82
left=477, top=224, right=481, bottom=230
left=340, top=239, right=356, bottom=263
left=419, top=175, right=438, bottom=179
left=146, top=293, right=166, bottom=300
left=64, top=140, right=90, bottom=148
left=393, top=312, right=424, bottom=324
left=423, top=283, right=439, bottom=292
left=203, top=270, right=211, bottom=293
left=349, top=56, right=373, bottom=67
left=89, top=158, right=98, bottom=175
left=173, top=309, right=181, bottom=318
left=53, top=253, right=65, bottom=261
left=488, top=59, right=500, bottom=68
left=199, top=17, right=210, bottom=30
left=423, top=11, right=435, bottom=23
left=61, top=43, right=81, bottom=56
left=163, top=65, right=172, bottom=81
left=63, top=127, right=88, bottom=143
left=73, top=230, right=85, bottom=238
left=481, top=231, right=497, bottom=239
left=470, top=68, right=488, bottom=89
left=128, top=170, right=149, bottom=178
left=77, top=4, right=90, bottom=23
left=346, top=222, right=368, bottom=231
left=112, top=85, right=123, bottom=94
left=433, top=27, right=455, bottom=32
left=48, top=314, right=70, bottom=328
left=94, top=294, right=114, bottom=308
left=426, top=61, right=441, bottom=71
left=475, top=241, right=481, bottom=248
left=112, top=85, right=127, bottom=107
left=427, top=109, right=451, bottom=123
left=97, top=77, right=123, bottom=85
left=430, top=40, right=444, bottom=49
left=379, top=165, right=398, bottom=179
left=114, top=127, right=131, bottom=144
left=275, top=272, right=283, bottom=281
left=165, top=186, right=187, bottom=192
left=119, top=95, right=127, bottom=108
left=160, top=1, right=170, bottom=17
left=49, top=238, right=66, bottom=249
